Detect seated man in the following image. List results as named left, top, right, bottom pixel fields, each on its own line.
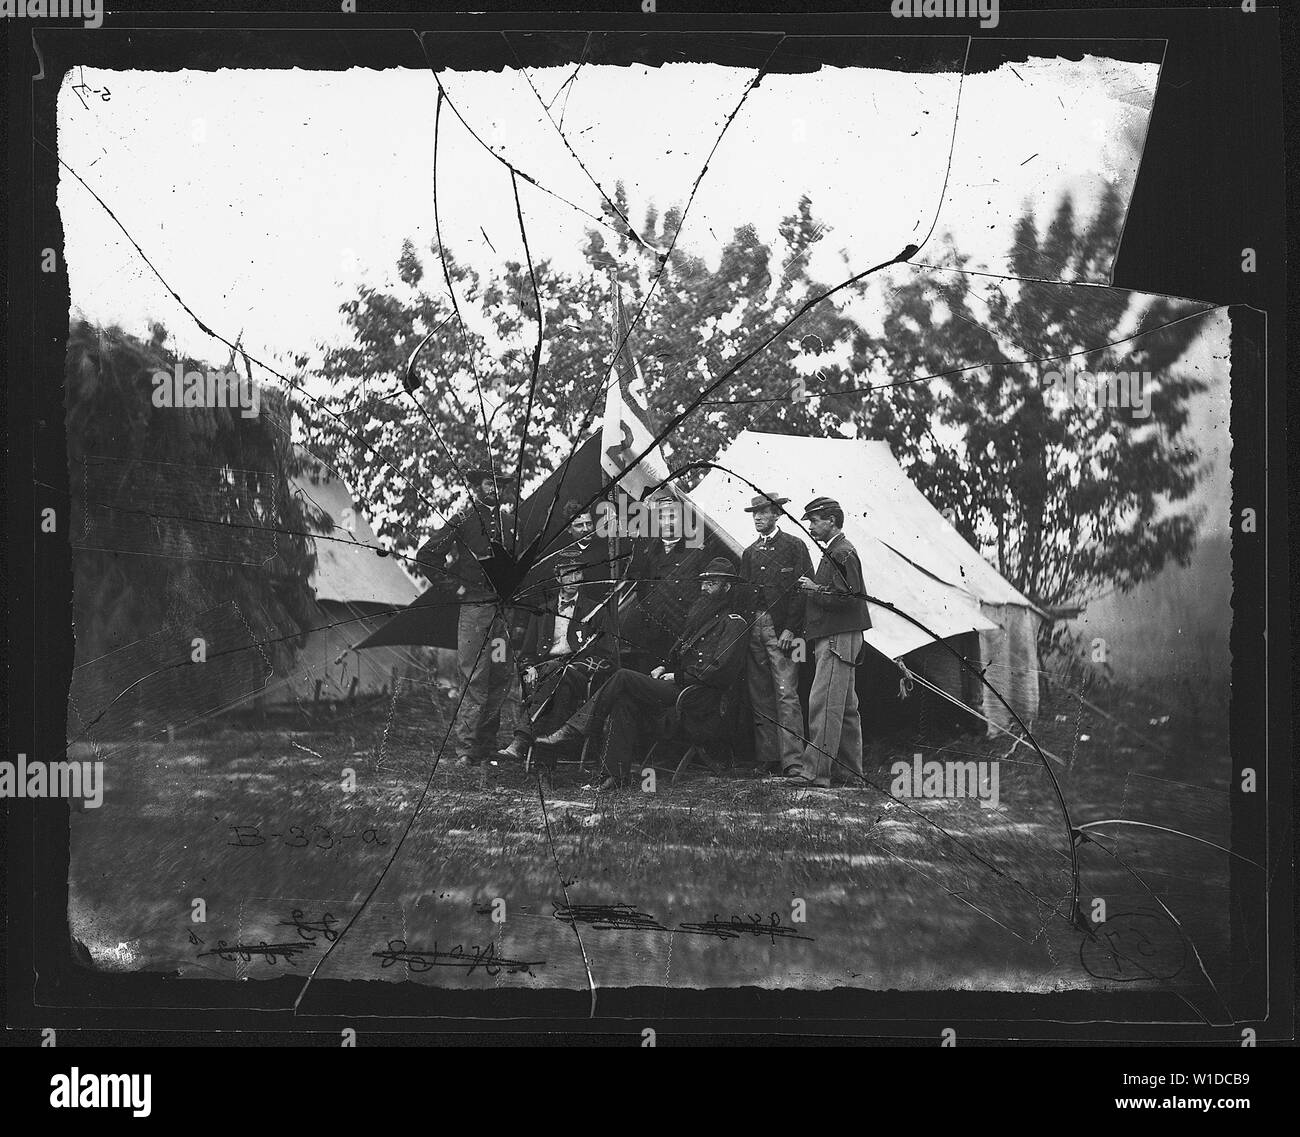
left=496, top=559, right=612, bottom=767
left=536, top=558, right=749, bottom=790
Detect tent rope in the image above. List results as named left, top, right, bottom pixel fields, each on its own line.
left=897, top=659, right=916, bottom=700
left=905, top=667, right=1068, bottom=767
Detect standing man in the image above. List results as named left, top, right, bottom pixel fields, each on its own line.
left=739, top=492, right=815, bottom=777
left=788, top=496, right=872, bottom=788
left=416, top=467, right=518, bottom=768
left=620, top=494, right=699, bottom=671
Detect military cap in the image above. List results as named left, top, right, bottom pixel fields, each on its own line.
left=801, top=496, right=841, bottom=520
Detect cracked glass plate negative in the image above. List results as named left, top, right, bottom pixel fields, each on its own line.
left=56, top=29, right=1256, bottom=1024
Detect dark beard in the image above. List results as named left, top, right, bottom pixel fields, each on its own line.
left=684, top=588, right=732, bottom=632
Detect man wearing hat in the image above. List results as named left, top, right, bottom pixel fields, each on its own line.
left=536, top=557, right=749, bottom=790
left=789, top=495, right=872, bottom=788
left=740, top=492, right=815, bottom=776
left=415, top=466, right=519, bottom=767
left=493, top=557, right=612, bottom=768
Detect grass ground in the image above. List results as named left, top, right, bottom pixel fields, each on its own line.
left=67, top=671, right=1233, bottom=1009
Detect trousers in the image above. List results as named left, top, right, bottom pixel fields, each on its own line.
left=798, top=632, right=863, bottom=785
left=514, top=657, right=609, bottom=742
left=449, top=601, right=513, bottom=760
left=746, top=612, right=805, bottom=770
left=586, top=667, right=680, bottom=778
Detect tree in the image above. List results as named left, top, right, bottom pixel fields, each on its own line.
left=303, top=236, right=620, bottom=561
left=850, top=186, right=1210, bottom=610
left=303, top=183, right=1209, bottom=623
left=303, top=193, right=864, bottom=562
left=583, top=190, right=866, bottom=475
left=65, top=320, right=319, bottom=677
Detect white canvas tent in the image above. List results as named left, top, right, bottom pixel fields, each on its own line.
left=691, top=431, right=1046, bottom=731
left=258, top=456, right=429, bottom=705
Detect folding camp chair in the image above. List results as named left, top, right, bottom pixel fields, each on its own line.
left=522, top=659, right=609, bottom=774
left=644, top=682, right=739, bottom=783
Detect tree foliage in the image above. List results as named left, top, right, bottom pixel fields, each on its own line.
left=66, top=320, right=320, bottom=673
left=852, top=186, right=1208, bottom=607
left=302, top=183, right=1209, bottom=611
left=304, top=189, right=864, bottom=557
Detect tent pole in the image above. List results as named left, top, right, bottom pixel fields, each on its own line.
left=608, top=487, right=622, bottom=669
left=606, top=268, right=623, bottom=669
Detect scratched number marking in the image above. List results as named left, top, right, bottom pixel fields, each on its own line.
left=71, top=70, right=111, bottom=107
left=1078, top=912, right=1187, bottom=982
left=226, top=822, right=389, bottom=850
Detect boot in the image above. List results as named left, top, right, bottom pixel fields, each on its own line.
left=495, top=735, right=531, bottom=763
left=537, top=722, right=584, bottom=746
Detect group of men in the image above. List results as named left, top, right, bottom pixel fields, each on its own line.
left=416, top=469, right=873, bottom=791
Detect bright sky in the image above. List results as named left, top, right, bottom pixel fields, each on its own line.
left=58, top=53, right=1160, bottom=373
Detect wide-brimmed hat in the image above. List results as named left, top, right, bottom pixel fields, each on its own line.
left=801, top=495, right=841, bottom=520
left=742, top=492, right=791, bottom=513
left=698, top=557, right=740, bottom=580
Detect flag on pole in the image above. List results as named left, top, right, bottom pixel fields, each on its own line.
left=601, top=274, right=671, bottom=499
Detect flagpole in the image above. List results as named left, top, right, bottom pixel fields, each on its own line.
left=606, top=268, right=623, bottom=669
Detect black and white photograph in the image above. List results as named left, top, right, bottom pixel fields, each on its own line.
left=3, top=0, right=1292, bottom=1077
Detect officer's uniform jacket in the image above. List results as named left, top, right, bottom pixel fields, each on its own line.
left=668, top=606, right=750, bottom=692
left=802, top=531, right=872, bottom=642
left=415, top=500, right=508, bottom=601
left=740, top=529, right=814, bottom=635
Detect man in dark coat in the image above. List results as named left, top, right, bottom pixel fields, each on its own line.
left=739, top=491, right=815, bottom=776
left=618, top=496, right=705, bottom=671
left=536, top=558, right=750, bottom=790
left=494, top=559, right=613, bottom=767
left=556, top=499, right=604, bottom=578
left=787, top=496, right=873, bottom=788
left=415, top=467, right=518, bottom=767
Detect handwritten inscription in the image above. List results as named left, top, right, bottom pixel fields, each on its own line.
left=553, top=904, right=668, bottom=932
left=279, top=908, right=340, bottom=943
left=553, top=904, right=814, bottom=944
left=373, top=938, right=544, bottom=978
left=677, top=912, right=814, bottom=944
left=197, top=939, right=316, bottom=966
left=191, top=909, right=337, bottom=968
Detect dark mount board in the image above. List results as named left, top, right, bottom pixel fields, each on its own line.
left=5, top=0, right=1289, bottom=1049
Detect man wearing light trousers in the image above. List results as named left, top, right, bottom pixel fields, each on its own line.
left=416, top=466, right=518, bottom=768
left=789, top=495, right=872, bottom=788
